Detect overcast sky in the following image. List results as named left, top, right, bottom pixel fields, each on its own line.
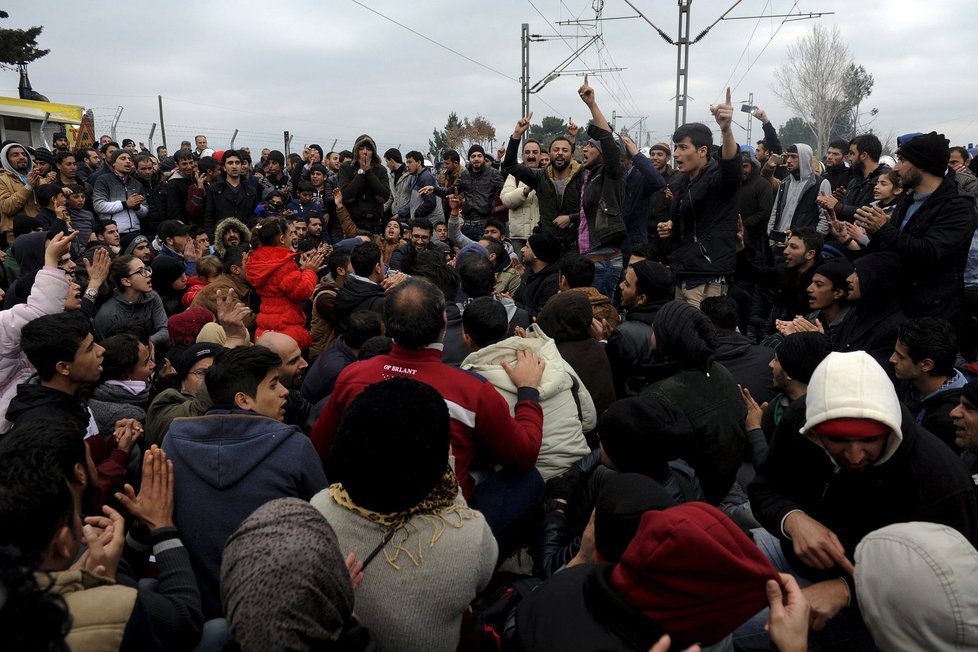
left=4, top=0, right=977, bottom=156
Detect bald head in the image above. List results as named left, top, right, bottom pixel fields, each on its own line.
left=254, top=334, right=307, bottom=387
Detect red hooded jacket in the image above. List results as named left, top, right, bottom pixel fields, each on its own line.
left=245, top=245, right=317, bottom=348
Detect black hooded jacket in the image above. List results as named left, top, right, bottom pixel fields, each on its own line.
left=333, top=276, right=385, bottom=333
left=5, top=383, right=91, bottom=432
left=514, top=261, right=559, bottom=319
left=737, top=158, right=775, bottom=244
left=713, top=331, right=776, bottom=405
left=605, top=298, right=668, bottom=399
left=337, top=135, right=391, bottom=232
left=642, top=302, right=747, bottom=503
left=831, top=252, right=906, bottom=370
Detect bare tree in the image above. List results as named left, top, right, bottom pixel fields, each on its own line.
left=772, top=25, right=854, bottom=157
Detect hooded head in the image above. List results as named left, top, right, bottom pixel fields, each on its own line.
left=803, top=351, right=904, bottom=468
left=652, top=300, right=717, bottom=372
left=1, top=142, right=32, bottom=177
left=221, top=498, right=356, bottom=650
left=855, top=522, right=978, bottom=651
left=598, top=395, right=694, bottom=481
left=353, top=134, right=381, bottom=166
left=785, top=143, right=815, bottom=181
left=609, top=503, right=779, bottom=648
left=536, top=291, right=593, bottom=343
left=593, top=473, right=676, bottom=563
left=849, top=252, right=901, bottom=307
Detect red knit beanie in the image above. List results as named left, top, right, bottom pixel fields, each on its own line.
left=167, top=307, right=215, bottom=347
left=610, top=503, right=779, bottom=648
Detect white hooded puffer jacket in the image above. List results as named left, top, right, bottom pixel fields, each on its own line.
left=461, top=324, right=594, bottom=480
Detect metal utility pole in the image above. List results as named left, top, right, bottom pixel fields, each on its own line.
left=742, top=91, right=755, bottom=146
left=520, top=20, right=617, bottom=129
left=521, top=23, right=530, bottom=119
left=158, top=96, right=167, bottom=149
left=620, top=1, right=830, bottom=133
left=674, top=0, right=691, bottom=131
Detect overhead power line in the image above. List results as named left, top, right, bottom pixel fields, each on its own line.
left=350, top=0, right=518, bottom=82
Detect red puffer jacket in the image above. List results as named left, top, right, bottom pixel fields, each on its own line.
left=245, top=245, right=317, bottom=348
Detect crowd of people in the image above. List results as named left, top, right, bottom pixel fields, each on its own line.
left=2, top=73, right=978, bottom=652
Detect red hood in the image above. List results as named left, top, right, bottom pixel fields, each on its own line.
left=245, top=245, right=298, bottom=287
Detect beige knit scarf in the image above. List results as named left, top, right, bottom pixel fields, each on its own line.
left=328, top=468, right=477, bottom=571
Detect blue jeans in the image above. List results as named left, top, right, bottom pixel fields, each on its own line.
left=590, top=255, right=624, bottom=301
left=732, top=529, right=877, bottom=652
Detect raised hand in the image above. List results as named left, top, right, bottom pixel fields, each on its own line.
left=332, top=187, right=344, bottom=207
left=621, top=134, right=638, bottom=158
left=712, top=87, right=734, bottom=132
left=512, top=112, right=533, bottom=140
left=741, top=385, right=768, bottom=431
left=45, top=230, right=78, bottom=268
left=114, top=445, right=174, bottom=531
left=578, top=73, right=595, bottom=106
left=567, top=116, right=579, bottom=140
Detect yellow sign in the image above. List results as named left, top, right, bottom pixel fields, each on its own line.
left=0, top=96, right=84, bottom=123
left=73, top=110, right=96, bottom=148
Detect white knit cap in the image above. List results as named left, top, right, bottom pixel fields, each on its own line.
left=803, top=351, right=903, bottom=438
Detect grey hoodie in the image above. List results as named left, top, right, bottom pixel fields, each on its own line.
left=767, top=143, right=830, bottom=235
left=0, top=141, right=33, bottom=180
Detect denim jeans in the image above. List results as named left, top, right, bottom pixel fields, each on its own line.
left=732, top=528, right=878, bottom=652
left=591, top=255, right=624, bottom=301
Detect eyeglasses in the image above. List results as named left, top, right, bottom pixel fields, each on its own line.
left=127, top=267, right=152, bottom=278
left=411, top=234, right=431, bottom=242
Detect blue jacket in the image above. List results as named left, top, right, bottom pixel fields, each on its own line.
left=162, top=409, right=328, bottom=617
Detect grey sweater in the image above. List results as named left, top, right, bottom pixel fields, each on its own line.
left=94, top=291, right=169, bottom=350
left=311, top=490, right=497, bottom=652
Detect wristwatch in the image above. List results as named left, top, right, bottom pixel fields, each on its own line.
left=84, top=288, right=99, bottom=301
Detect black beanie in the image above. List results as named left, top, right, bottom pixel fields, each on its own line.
left=528, top=232, right=563, bottom=264
left=812, top=257, right=854, bottom=291
left=467, top=144, right=486, bottom=159
left=594, top=473, right=676, bottom=563
left=12, top=214, right=36, bottom=238
left=652, top=300, right=717, bottom=371
left=109, top=149, right=130, bottom=165
left=631, top=260, right=674, bottom=301
left=598, top=395, right=694, bottom=478
left=332, top=378, right=450, bottom=514
left=897, top=131, right=950, bottom=178
left=267, top=150, right=286, bottom=167
left=175, top=342, right=223, bottom=384
left=775, top=332, right=833, bottom=385
left=962, top=377, right=978, bottom=408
